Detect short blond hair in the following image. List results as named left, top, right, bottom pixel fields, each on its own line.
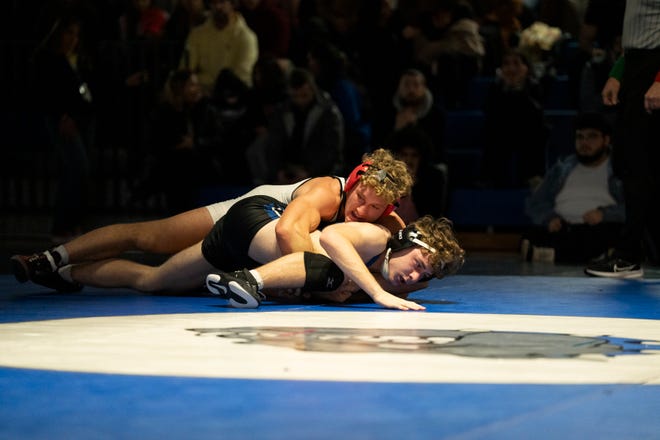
left=358, top=148, right=413, bottom=204
left=411, top=216, right=465, bottom=279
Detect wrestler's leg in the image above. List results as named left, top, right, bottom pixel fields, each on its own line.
left=64, top=183, right=299, bottom=264
left=70, top=241, right=215, bottom=292
left=64, top=207, right=214, bottom=263
left=246, top=221, right=283, bottom=264
left=213, top=251, right=354, bottom=304
left=247, top=220, right=324, bottom=264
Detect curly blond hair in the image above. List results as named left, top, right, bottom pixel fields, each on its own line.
left=358, top=148, right=413, bottom=203
left=411, top=215, right=465, bottom=279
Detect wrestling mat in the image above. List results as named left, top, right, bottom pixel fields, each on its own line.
left=1, top=274, right=659, bottom=439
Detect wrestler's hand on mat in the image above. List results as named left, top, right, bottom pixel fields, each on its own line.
left=371, top=290, right=426, bottom=311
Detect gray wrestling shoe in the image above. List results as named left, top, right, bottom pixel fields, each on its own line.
left=206, top=269, right=265, bottom=309
left=11, top=252, right=58, bottom=283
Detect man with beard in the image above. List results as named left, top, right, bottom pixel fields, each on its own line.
left=180, top=0, right=258, bottom=93
left=373, top=69, right=446, bottom=165
left=522, top=112, right=625, bottom=263
left=252, top=68, right=344, bottom=184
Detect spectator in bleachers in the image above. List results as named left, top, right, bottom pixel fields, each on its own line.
left=577, top=0, right=624, bottom=59
left=354, top=0, right=414, bottom=130
left=402, top=0, right=485, bottom=109
left=373, top=69, right=446, bottom=165
left=247, top=68, right=344, bottom=184
left=209, top=68, right=256, bottom=185
left=113, top=0, right=172, bottom=178
left=34, top=0, right=103, bottom=56
left=517, top=21, right=563, bottom=81
left=477, top=0, right=526, bottom=76
left=180, top=0, right=258, bottom=93
left=285, top=0, right=321, bottom=66
left=119, top=0, right=169, bottom=41
left=244, top=55, right=290, bottom=134
left=241, top=57, right=289, bottom=186
left=119, top=0, right=171, bottom=90
left=576, top=0, right=625, bottom=113
left=239, top=0, right=291, bottom=61
left=162, top=0, right=208, bottom=73
left=311, top=0, right=363, bottom=69
left=32, top=13, right=96, bottom=242
left=535, top=0, right=581, bottom=39
left=307, top=41, right=372, bottom=169
left=523, top=112, right=624, bottom=263
left=480, top=48, right=547, bottom=188
left=387, top=125, right=448, bottom=224
left=138, top=69, right=223, bottom=213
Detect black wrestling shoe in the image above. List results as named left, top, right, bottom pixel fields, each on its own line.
left=32, top=268, right=83, bottom=293
left=584, top=257, right=643, bottom=279
left=206, top=269, right=265, bottom=309
left=10, top=252, right=57, bottom=283
left=205, top=273, right=230, bottom=299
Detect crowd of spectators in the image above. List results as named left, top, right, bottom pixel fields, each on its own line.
left=4, top=0, right=625, bottom=233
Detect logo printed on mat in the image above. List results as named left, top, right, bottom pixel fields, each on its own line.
left=2, top=312, right=660, bottom=383
left=188, top=326, right=660, bottom=359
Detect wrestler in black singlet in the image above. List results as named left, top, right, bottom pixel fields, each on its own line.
left=202, top=178, right=347, bottom=271
left=201, top=195, right=287, bottom=271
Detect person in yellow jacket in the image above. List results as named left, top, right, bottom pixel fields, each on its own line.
left=180, top=0, right=258, bottom=93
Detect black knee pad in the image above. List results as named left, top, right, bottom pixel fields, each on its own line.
left=303, top=252, right=345, bottom=291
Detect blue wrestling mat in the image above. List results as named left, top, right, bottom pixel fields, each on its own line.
left=2, top=273, right=660, bottom=439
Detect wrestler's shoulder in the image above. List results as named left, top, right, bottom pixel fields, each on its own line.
left=295, top=176, right=343, bottom=197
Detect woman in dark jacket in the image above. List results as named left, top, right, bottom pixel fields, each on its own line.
left=33, top=14, right=95, bottom=241
left=480, top=49, right=547, bottom=188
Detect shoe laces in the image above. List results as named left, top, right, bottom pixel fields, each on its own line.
left=237, top=269, right=266, bottom=300
left=28, top=252, right=57, bottom=273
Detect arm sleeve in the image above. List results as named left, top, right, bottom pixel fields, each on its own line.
left=525, top=165, right=562, bottom=226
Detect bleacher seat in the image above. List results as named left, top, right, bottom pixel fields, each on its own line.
left=443, top=110, right=486, bottom=186
left=447, top=188, right=531, bottom=228
left=543, top=75, right=573, bottom=110
left=463, top=76, right=494, bottom=110
left=544, top=109, right=578, bottom=168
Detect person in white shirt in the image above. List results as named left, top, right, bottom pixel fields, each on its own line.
left=523, top=112, right=625, bottom=263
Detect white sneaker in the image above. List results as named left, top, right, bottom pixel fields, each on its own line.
left=532, top=246, right=555, bottom=263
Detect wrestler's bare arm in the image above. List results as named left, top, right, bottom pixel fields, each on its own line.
left=306, top=225, right=422, bottom=303
left=275, top=177, right=342, bottom=254
left=320, top=222, right=425, bottom=311
left=371, top=272, right=427, bottom=297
